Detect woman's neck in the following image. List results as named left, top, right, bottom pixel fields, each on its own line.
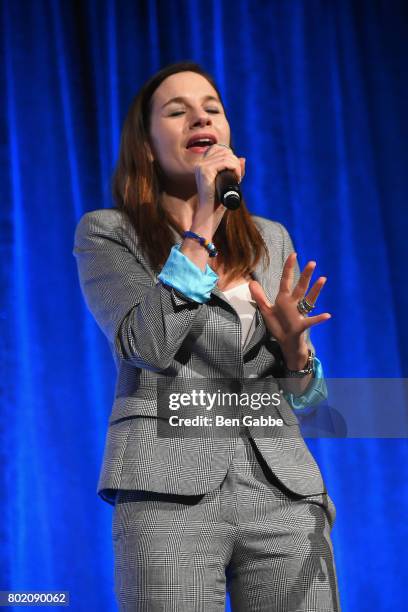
left=159, top=189, right=199, bottom=233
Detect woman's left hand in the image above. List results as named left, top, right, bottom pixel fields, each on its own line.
left=248, top=252, right=331, bottom=363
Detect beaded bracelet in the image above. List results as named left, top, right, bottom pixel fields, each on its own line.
left=182, top=230, right=218, bottom=258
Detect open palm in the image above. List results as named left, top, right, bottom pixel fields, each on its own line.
left=248, top=252, right=331, bottom=349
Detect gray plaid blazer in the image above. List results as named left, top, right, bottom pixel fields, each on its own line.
left=73, top=208, right=327, bottom=505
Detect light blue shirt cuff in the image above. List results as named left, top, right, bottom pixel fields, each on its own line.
left=157, top=243, right=219, bottom=304
left=283, top=356, right=328, bottom=416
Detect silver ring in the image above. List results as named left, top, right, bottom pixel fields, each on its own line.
left=297, top=297, right=315, bottom=316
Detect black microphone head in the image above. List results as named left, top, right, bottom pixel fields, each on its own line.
left=215, top=169, right=242, bottom=210
left=223, top=190, right=241, bottom=210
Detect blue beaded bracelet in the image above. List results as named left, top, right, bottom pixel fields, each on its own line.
left=182, top=230, right=218, bottom=257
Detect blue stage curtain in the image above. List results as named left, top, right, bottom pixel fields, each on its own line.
left=1, top=1, right=407, bottom=610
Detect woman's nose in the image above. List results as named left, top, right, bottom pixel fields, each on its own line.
left=191, top=109, right=212, bottom=127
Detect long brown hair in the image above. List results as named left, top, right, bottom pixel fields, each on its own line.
left=112, top=61, right=270, bottom=284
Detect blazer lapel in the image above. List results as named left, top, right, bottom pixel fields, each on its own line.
left=211, top=259, right=274, bottom=356
left=241, top=267, right=271, bottom=355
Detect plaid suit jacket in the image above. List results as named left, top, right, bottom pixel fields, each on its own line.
left=73, top=208, right=328, bottom=505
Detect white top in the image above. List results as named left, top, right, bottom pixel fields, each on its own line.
left=220, top=282, right=257, bottom=347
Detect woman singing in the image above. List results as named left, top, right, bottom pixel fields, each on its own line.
left=73, top=61, right=341, bottom=611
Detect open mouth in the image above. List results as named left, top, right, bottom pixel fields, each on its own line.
left=186, top=137, right=216, bottom=153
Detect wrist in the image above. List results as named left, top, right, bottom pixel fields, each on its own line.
left=182, top=230, right=218, bottom=258
left=280, top=341, right=310, bottom=371
left=283, top=349, right=315, bottom=380
left=190, top=219, right=215, bottom=241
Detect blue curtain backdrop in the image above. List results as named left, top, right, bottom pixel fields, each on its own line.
left=1, top=0, right=407, bottom=610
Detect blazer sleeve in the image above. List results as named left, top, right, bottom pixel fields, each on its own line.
left=73, top=210, right=206, bottom=372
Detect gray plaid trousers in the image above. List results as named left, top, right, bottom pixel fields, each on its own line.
left=112, top=433, right=340, bottom=611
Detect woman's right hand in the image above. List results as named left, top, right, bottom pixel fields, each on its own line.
left=191, top=144, right=246, bottom=237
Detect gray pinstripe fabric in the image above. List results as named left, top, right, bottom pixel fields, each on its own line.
left=72, top=208, right=329, bottom=504
left=112, top=435, right=340, bottom=611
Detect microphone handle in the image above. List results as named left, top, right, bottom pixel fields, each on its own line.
left=215, top=169, right=242, bottom=210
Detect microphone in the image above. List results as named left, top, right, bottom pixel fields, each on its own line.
left=215, top=169, right=242, bottom=210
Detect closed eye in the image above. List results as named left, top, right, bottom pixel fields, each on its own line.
left=169, top=109, right=220, bottom=116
